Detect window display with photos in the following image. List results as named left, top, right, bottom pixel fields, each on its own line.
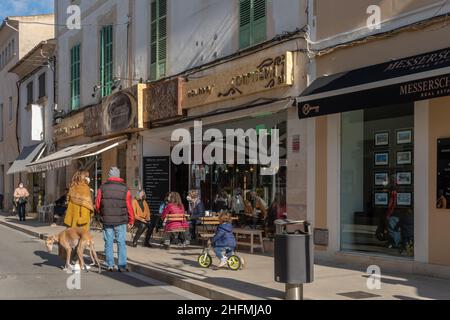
left=341, top=103, right=414, bottom=257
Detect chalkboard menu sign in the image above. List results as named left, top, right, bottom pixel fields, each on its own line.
left=437, top=139, right=450, bottom=209
left=143, top=157, right=170, bottom=214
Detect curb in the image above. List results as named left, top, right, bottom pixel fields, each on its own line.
left=0, top=220, right=244, bottom=300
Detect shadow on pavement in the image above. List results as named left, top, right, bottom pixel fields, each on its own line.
left=33, top=250, right=64, bottom=269
left=135, top=259, right=283, bottom=300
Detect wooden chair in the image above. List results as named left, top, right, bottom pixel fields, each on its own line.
left=163, top=214, right=190, bottom=248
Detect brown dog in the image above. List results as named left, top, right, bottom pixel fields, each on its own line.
left=45, top=228, right=101, bottom=273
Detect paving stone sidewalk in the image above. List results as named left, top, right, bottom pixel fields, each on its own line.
left=1, top=213, right=450, bottom=300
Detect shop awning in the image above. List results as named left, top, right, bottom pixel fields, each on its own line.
left=7, top=143, right=47, bottom=175
left=26, top=137, right=128, bottom=173
left=298, top=46, right=450, bottom=119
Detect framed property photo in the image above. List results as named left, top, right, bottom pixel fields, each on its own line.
left=397, top=192, right=412, bottom=207
left=374, top=172, right=389, bottom=186
left=375, top=131, right=389, bottom=146
left=374, top=192, right=389, bottom=206
left=397, top=129, right=413, bottom=145
left=396, top=172, right=412, bottom=186
left=397, top=151, right=412, bottom=165
left=374, top=152, right=389, bottom=166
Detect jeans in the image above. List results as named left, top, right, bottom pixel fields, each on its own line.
left=213, top=246, right=234, bottom=260
left=145, top=215, right=161, bottom=244
left=388, top=216, right=401, bottom=248
left=103, top=224, right=127, bottom=269
left=189, top=220, right=198, bottom=240
left=17, top=202, right=26, bottom=221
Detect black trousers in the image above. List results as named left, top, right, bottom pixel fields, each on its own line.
left=17, top=203, right=26, bottom=221
left=145, top=215, right=161, bottom=244
left=133, top=221, right=150, bottom=245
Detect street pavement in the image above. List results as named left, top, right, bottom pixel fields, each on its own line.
left=0, top=224, right=206, bottom=300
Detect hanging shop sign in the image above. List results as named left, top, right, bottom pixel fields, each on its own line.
left=298, top=46, right=450, bottom=119
left=84, top=104, right=102, bottom=137
left=183, top=51, right=294, bottom=109
left=53, top=111, right=85, bottom=141
left=144, top=77, right=183, bottom=123
left=437, top=138, right=450, bottom=209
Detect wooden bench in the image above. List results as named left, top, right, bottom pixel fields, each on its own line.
left=233, top=228, right=265, bottom=254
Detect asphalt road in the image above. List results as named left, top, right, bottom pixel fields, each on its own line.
left=0, top=224, right=206, bottom=300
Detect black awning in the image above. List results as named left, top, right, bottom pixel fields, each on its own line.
left=298, top=46, right=450, bottom=119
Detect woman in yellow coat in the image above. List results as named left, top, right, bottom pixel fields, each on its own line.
left=64, top=171, right=94, bottom=231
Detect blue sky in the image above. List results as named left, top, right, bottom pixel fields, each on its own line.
left=0, top=0, right=54, bottom=23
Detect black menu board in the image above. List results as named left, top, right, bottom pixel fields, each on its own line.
left=437, top=139, right=450, bottom=209
left=143, top=157, right=170, bottom=214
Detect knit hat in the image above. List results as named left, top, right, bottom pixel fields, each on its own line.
left=109, top=167, right=121, bottom=178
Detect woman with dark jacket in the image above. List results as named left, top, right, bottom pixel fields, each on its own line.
left=187, top=190, right=205, bottom=241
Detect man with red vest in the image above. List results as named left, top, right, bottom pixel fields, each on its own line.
left=96, top=167, right=134, bottom=272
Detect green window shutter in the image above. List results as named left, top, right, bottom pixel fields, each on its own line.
left=239, top=0, right=266, bottom=49
left=252, top=0, right=267, bottom=44
left=71, top=44, right=81, bottom=110
left=100, top=25, right=113, bottom=97
left=150, top=0, right=167, bottom=80
left=239, top=0, right=251, bottom=49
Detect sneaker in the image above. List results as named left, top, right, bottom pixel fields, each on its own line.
left=118, top=267, right=129, bottom=273
left=218, top=258, right=228, bottom=268
left=107, top=266, right=115, bottom=272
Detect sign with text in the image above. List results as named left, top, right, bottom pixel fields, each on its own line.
left=143, top=157, right=170, bottom=214
left=437, top=138, right=450, bottom=209
left=183, top=51, right=294, bottom=109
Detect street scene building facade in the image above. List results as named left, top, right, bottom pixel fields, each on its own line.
left=1, top=0, right=450, bottom=301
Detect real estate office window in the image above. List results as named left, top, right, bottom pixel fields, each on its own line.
left=239, top=0, right=267, bottom=49
left=100, top=25, right=114, bottom=98
left=71, top=44, right=81, bottom=110
left=150, top=0, right=167, bottom=81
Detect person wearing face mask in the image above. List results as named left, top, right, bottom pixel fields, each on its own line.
left=14, top=182, right=30, bottom=222
left=187, top=190, right=205, bottom=242
left=64, top=171, right=94, bottom=231
left=130, top=191, right=151, bottom=247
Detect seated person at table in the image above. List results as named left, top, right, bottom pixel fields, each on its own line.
left=162, top=192, right=190, bottom=249
left=211, top=212, right=237, bottom=268
left=187, top=190, right=205, bottom=241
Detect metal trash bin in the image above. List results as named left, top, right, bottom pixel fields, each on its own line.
left=274, top=219, right=314, bottom=300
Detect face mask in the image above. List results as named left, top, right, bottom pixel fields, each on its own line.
left=85, top=177, right=91, bottom=184
left=187, top=196, right=193, bottom=202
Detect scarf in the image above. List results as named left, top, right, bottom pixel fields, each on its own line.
left=68, top=182, right=94, bottom=212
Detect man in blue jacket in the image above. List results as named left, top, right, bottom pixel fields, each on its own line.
left=211, top=212, right=237, bottom=267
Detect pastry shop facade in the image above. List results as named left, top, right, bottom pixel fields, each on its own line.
left=141, top=40, right=309, bottom=234
left=296, top=32, right=450, bottom=274
left=28, top=84, right=148, bottom=203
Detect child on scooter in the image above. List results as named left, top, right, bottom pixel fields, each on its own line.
left=211, top=212, right=237, bottom=268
